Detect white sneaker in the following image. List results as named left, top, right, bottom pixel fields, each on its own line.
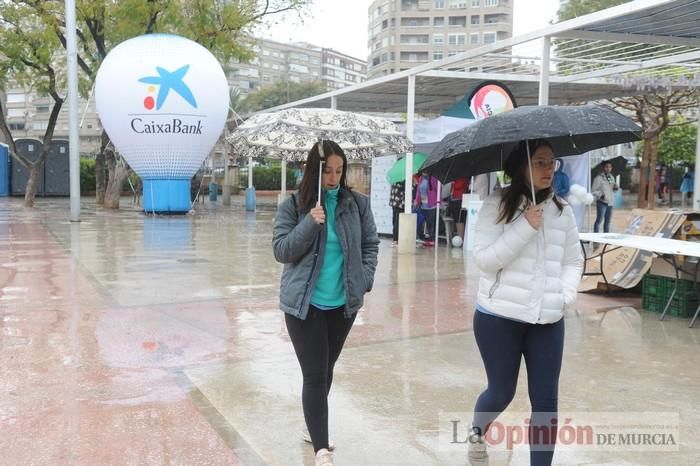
left=315, top=448, right=334, bottom=466
left=468, top=436, right=489, bottom=466
left=302, top=430, right=335, bottom=451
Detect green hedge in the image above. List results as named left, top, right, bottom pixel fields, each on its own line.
left=80, top=158, right=96, bottom=192
left=80, top=158, right=141, bottom=193
left=240, top=166, right=299, bottom=190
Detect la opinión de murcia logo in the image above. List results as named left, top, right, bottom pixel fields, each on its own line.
left=131, top=64, right=203, bottom=135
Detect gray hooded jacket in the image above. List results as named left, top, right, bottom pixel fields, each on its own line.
left=272, top=189, right=379, bottom=320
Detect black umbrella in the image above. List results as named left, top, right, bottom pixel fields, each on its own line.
left=591, top=155, right=628, bottom=179
left=423, top=104, right=642, bottom=184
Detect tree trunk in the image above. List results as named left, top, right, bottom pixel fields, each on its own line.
left=23, top=163, right=41, bottom=207
left=645, top=136, right=660, bottom=210
left=104, top=164, right=130, bottom=209
left=637, top=139, right=651, bottom=208
left=96, top=131, right=109, bottom=205
left=96, top=156, right=106, bottom=204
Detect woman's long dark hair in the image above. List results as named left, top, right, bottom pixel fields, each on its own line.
left=497, top=139, right=565, bottom=224
left=298, top=140, right=349, bottom=210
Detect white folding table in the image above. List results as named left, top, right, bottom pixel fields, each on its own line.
left=579, top=232, right=700, bottom=328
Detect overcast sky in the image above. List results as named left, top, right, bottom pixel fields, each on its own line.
left=256, top=0, right=561, bottom=59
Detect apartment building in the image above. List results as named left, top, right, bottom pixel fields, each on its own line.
left=228, top=38, right=367, bottom=96
left=3, top=88, right=103, bottom=155
left=367, top=0, right=514, bottom=78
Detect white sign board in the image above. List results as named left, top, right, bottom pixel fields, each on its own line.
left=371, top=155, right=397, bottom=236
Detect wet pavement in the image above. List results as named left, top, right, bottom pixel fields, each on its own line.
left=1, top=195, right=699, bottom=465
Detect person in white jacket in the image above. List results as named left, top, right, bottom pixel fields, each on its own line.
left=468, top=139, right=583, bottom=466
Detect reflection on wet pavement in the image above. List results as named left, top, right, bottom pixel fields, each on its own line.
left=1, top=197, right=698, bottom=465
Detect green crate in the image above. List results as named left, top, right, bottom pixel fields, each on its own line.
left=643, top=293, right=699, bottom=318
left=642, top=274, right=666, bottom=298
left=642, top=274, right=697, bottom=300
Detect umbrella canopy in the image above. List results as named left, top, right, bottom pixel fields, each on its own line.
left=226, top=108, right=413, bottom=161
left=386, top=152, right=428, bottom=184
left=591, top=155, right=628, bottom=179
left=423, top=104, right=642, bottom=183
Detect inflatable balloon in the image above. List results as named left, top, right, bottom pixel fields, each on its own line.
left=96, top=34, right=229, bottom=213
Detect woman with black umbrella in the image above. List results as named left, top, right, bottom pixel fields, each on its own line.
left=468, top=139, right=583, bottom=466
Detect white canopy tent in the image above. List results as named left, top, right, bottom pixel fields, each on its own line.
left=259, top=0, right=700, bottom=251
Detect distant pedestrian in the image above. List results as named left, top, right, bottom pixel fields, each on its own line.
left=591, top=161, right=618, bottom=233
left=680, top=166, right=694, bottom=210
left=389, top=180, right=405, bottom=246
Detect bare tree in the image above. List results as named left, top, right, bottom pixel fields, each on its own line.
left=612, top=90, right=699, bottom=209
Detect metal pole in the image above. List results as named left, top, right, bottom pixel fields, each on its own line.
left=405, top=74, right=415, bottom=215
left=66, top=0, right=81, bottom=222
left=693, top=113, right=700, bottom=210
left=398, top=74, right=417, bottom=254
left=539, top=36, right=551, bottom=106
left=222, top=123, right=231, bottom=205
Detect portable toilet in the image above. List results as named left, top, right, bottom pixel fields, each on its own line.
left=11, top=138, right=44, bottom=196
left=0, top=143, right=8, bottom=196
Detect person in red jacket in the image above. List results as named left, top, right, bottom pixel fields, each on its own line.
left=447, top=177, right=469, bottom=241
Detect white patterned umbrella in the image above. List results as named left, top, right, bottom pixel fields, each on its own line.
left=226, top=108, right=413, bottom=161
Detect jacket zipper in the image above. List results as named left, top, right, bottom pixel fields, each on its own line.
left=299, top=230, right=322, bottom=315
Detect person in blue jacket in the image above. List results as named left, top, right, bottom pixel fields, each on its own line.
left=272, top=140, right=379, bottom=466
left=552, top=158, right=570, bottom=199
left=680, top=166, right=694, bottom=209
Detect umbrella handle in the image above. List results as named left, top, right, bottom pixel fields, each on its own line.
left=318, top=162, right=323, bottom=206
left=317, top=139, right=325, bottom=207
left=526, top=141, right=536, bottom=205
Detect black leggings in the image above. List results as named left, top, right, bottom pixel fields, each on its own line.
left=472, top=311, right=565, bottom=466
left=285, top=305, right=356, bottom=453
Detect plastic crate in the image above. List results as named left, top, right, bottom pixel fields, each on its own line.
left=642, top=274, right=699, bottom=318
left=643, top=292, right=699, bottom=318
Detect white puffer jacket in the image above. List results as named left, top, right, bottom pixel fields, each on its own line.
left=473, top=192, right=583, bottom=324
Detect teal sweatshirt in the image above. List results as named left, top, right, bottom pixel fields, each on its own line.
left=311, top=186, right=346, bottom=308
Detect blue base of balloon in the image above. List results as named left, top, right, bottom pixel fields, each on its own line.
left=245, top=187, right=256, bottom=212
left=143, top=178, right=191, bottom=214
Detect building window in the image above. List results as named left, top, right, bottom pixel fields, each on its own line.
left=435, top=0, right=445, bottom=7
left=7, top=93, right=26, bottom=103
left=471, top=15, right=480, bottom=25
left=448, top=16, right=467, bottom=26
left=8, top=122, right=25, bottom=131
left=448, top=33, right=466, bottom=45
left=433, top=34, right=444, bottom=46
left=434, top=16, right=445, bottom=26
left=471, top=0, right=480, bottom=6
left=485, top=0, right=498, bottom=5
left=433, top=51, right=443, bottom=60
left=483, top=32, right=496, bottom=44
left=6, top=108, right=24, bottom=118
left=448, top=0, right=467, bottom=7
left=470, top=33, right=479, bottom=44
left=382, top=19, right=388, bottom=29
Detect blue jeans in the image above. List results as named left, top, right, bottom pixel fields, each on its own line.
left=594, top=200, right=613, bottom=233
left=472, top=311, right=565, bottom=466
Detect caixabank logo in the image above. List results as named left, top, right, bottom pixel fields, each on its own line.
left=131, top=64, right=203, bottom=135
